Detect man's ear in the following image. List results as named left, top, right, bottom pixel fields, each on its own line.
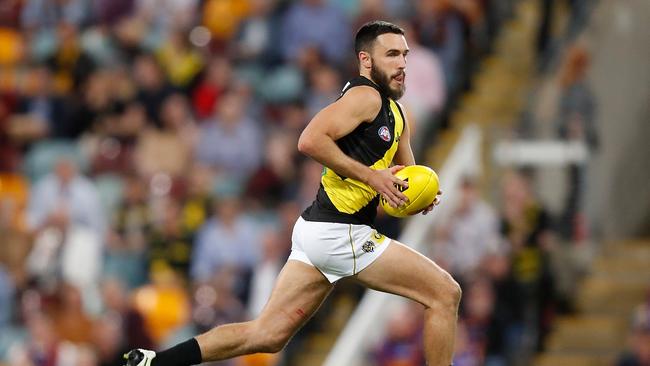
left=359, top=51, right=372, bottom=70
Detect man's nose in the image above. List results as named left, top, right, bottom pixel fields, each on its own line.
left=397, top=55, right=407, bottom=69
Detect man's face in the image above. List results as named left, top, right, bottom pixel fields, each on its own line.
left=367, top=33, right=409, bottom=100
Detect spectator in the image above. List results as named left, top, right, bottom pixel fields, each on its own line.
left=0, top=0, right=22, bottom=28
left=90, top=100, right=147, bottom=175
left=202, top=0, right=250, bottom=48
left=414, top=0, right=466, bottom=92
left=11, top=65, right=68, bottom=140
left=148, top=197, right=195, bottom=277
left=616, top=296, right=650, bottom=366
left=51, top=283, right=94, bottom=344
left=109, top=172, right=150, bottom=251
left=132, top=268, right=191, bottom=345
left=617, top=300, right=650, bottom=366
left=245, top=129, right=300, bottom=206
left=191, top=56, right=233, bottom=120
left=352, top=0, right=388, bottom=32
left=192, top=267, right=246, bottom=337
left=374, top=304, right=425, bottom=366
left=277, top=100, right=310, bottom=132
left=156, top=29, right=203, bottom=90
left=134, top=93, right=196, bottom=178
left=452, top=321, right=483, bottom=366
left=94, top=311, right=130, bottom=366
left=7, top=312, right=72, bottom=366
left=46, top=22, right=96, bottom=94
left=398, top=20, right=446, bottom=137
left=26, top=157, right=105, bottom=296
left=305, top=64, right=342, bottom=118
left=555, top=44, right=597, bottom=241
left=455, top=277, right=500, bottom=366
left=179, top=164, right=214, bottom=234
left=94, top=0, right=135, bottom=26
left=27, top=157, right=106, bottom=237
left=0, top=93, right=20, bottom=170
left=190, top=195, right=261, bottom=285
left=21, top=0, right=90, bottom=31
left=247, top=227, right=285, bottom=318
left=231, top=0, right=281, bottom=66
left=0, top=265, right=13, bottom=328
left=194, top=91, right=263, bottom=182
left=65, top=70, right=119, bottom=139
left=499, top=170, right=556, bottom=357
left=431, top=177, right=502, bottom=281
left=100, top=278, right=154, bottom=351
left=133, top=53, right=174, bottom=127
left=280, top=0, right=350, bottom=66
left=135, top=0, right=198, bottom=33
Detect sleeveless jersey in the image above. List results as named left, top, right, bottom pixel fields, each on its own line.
left=301, top=76, right=406, bottom=226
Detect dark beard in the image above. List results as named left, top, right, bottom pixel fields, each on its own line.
left=370, top=64, right=405, bottom=100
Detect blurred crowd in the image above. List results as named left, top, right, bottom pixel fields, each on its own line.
left=0, top=0, right=497, bottom=365
left=375, top=171, right=559, bottom=366
left=0, top=0, right=602, bottom=366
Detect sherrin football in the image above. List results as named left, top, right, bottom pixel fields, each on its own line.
left=379, top=165, right=440, bottom=218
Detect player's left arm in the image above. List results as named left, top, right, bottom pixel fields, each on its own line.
left=393, top=103, right=441, bottom=214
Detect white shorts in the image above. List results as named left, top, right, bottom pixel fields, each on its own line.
left=289, top=217, right=392, bottom=283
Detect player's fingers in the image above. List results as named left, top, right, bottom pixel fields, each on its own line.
left=388, top=184, right=408, bottom=203
left=385, top=185, right=407, bottom=207
left=389, top=165, right=405, bottom=175
left=382, top=192, right=400, bottom=208
left=420, top=203, right=434, bottom=215
left=393, top=176, right=409, bottom=189
left=379, top=187, right=398, bottom=208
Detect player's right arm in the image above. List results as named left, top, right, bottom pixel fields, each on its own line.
left=298, top=86, right=408, bottom=208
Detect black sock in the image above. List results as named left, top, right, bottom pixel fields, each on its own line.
left=153, top=338, right=202, bottom=366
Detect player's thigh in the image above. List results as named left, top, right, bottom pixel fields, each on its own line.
left=257, top=259, right=334, bottom=333
left=353, top=240, right=459, bottom=308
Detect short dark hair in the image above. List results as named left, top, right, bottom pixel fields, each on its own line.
left=354, top=20, right=405, bottom=55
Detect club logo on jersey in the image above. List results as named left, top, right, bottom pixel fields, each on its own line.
left=378, top=126, right=391, bottom=142
left=362, top=241, right=376, bottom=253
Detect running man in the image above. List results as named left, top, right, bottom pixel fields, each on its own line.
left=125, top=20, right=460, bottom=366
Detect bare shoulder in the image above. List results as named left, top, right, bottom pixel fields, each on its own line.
left=337, top=86, right=382, bottom=123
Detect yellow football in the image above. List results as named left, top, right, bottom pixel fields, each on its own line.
left=379, top=165, right=440, bottom=218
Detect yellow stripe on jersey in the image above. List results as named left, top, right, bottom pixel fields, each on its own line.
left=321, top=100, right=405, bottom=214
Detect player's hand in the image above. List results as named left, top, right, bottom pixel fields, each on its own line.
left=368, top=165, right=409, bottom=208
left=421, top=190, right=442, bottom=215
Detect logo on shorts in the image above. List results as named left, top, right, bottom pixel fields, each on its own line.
left=378, top=126, right=391, bottom=142
left=362, top=241, right=376, bottom=253
left=372, top=231, right=385, bottom=242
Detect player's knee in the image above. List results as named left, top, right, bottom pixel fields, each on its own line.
left=427, top=275, right=461, bottom=312
left=440, top=276, right=462, bottom=311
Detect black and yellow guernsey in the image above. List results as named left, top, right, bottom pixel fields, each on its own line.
left=301, top=76, right=406, bottom=226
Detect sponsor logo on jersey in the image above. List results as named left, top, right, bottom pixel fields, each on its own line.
left=378, top=126, right=391, bottom=142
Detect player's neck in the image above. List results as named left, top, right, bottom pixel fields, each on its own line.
left=359, top=70, right=374, bottom=84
